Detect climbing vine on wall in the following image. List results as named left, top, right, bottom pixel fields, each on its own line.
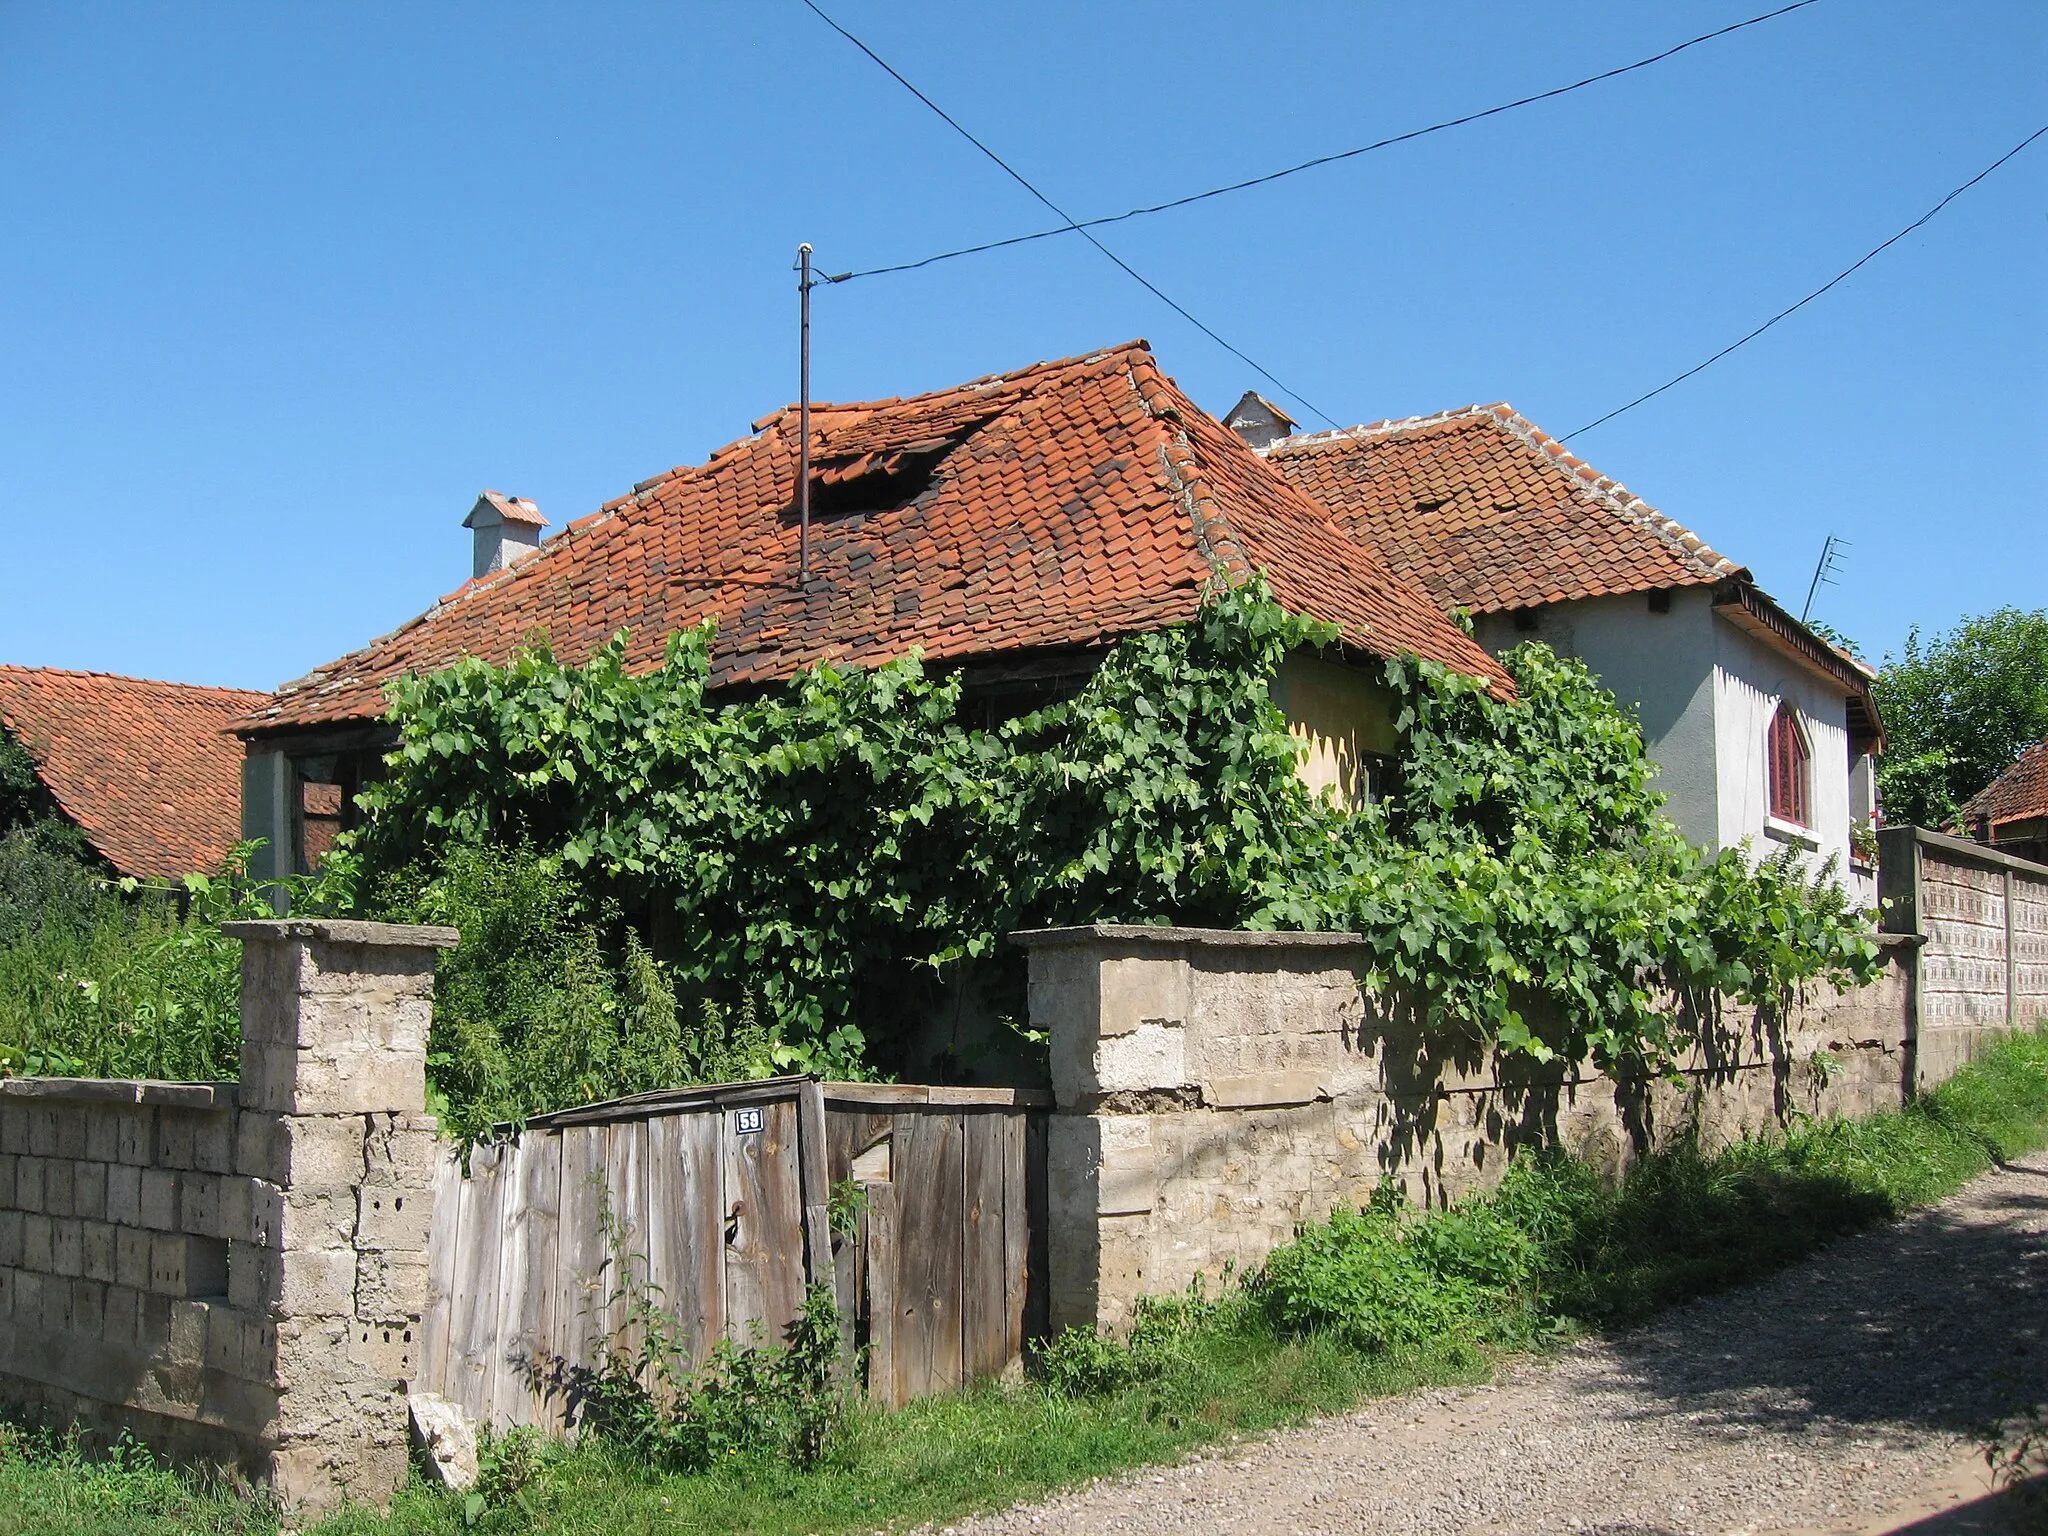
left=336, top=578, right=1878, bottom=1083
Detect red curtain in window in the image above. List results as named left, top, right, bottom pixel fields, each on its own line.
left=1768, top=705, right=1809, bottom=826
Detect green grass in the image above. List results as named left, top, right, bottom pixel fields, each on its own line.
left=4, top=1026, right=2045, bottom=1536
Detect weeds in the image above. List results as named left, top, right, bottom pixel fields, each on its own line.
left=577, top=1206, right=847, bottom=1474
left=0, top=838, right=280, bottom=1083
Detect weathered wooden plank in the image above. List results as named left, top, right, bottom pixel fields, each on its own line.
left=862, top=1180, right=900, bottom=1408
left=419, top=1145, right=464, bottom=1400
left=605, top=1121, right=650, bottom=1367
left=523, top=1075, right=806, bottom=1129
left=487, top=1136, right=534, bottom=1427
left=723, top=1097, right=804, bottom=1346
left=452, top=1140, right=509, bottom=1421
left=961, top=1113, right=1011, bottom=1382
left=821, top=1082, right=929, bottom=1106
left=666, top=1110, right=727, bottom=1370
left=796, top=1079, right=834, bottom=1289
left=1000, top=1112, right=1029, bottom=1369
left=892, top=1110, right=966, bottom=1401
left=552, top=1126, right=610, bottom=1429
left=495, top=1131, right=561, bottom=1427
left=825, top=1109, right=893, bottom=1186
left=823, top=1082, right=1053, bottom=1108
left=1025, top=1111, right=1049, bottom=1347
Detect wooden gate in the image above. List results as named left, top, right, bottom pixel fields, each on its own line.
left=415, top=1076, right=1049, bottom=1429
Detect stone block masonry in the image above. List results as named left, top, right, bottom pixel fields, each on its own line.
left=1020, top=924, right=1933, bottom=1336
left=0, top=919, right=455, bottom=1516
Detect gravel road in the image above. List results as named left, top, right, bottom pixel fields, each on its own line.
left=950, top=1150, right=2048, bottom=1536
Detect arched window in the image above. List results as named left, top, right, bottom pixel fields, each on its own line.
left=1767, top=703, right=1810, bottom=827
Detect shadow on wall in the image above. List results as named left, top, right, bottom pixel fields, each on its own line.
left=1353, top=991, right=1810, bottom=1195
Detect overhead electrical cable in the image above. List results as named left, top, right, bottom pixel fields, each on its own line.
left=835, top=0, right=1829, bottom=283
left=1566, top=121, right=2048, bottom=439
left=795, top=0, right=1339, bottom=428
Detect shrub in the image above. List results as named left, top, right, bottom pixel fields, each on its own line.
left=582, top=1243, right=846, bottom=1474
left=0, top=820, right=107, bottom=948
left=366, top=843, right=779, bottom=1138
left=0, top=844, right=275, bottom=1082
left=1249, top=1195, right=1503, bottom=1352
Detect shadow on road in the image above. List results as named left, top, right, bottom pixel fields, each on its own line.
left=1566, top=1158, right=2048, bottom=1442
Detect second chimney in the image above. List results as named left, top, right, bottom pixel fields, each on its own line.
left=1222, top=391, right=1297, bottom=451
left=463, top=490, right=547, bottom=579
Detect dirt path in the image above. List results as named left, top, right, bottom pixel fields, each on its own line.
left=952, top=1151, right=2048, bottom=1536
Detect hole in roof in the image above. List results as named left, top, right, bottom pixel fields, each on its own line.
left=798, top=410, right=999, bottom=522
left=806, top=446, right=949, bottom=520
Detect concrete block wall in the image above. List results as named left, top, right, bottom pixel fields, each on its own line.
left=0, top=919, right=454, bottom=1516
left=1021, top=925, right=1920, bottom=1335
left=1880, top=826, right=2048, bottom=1088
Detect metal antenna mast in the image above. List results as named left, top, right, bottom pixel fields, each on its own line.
left=797, top=242, right=814, bottom=582
left=1800, top=533, right=1849, bottom=624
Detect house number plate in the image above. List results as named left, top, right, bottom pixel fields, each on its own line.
left=733, top=1107, right=765, bottom=1136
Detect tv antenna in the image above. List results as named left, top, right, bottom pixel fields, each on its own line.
left=1800, top=533, right=1848, bottom=624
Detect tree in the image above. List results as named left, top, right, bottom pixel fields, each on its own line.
left=1874, top=607, right=2048, bottom=829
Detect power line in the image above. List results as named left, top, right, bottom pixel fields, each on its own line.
left=837, top=0, right=1829, bottom=283
left=795, top=0, right=1338, bottom=428
left=1567, top=122, right=2048, bottom=440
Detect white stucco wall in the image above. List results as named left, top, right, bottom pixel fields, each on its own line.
left=1711, top=615, right=1855, bottom=881
left=1471, top=588, right=1721, bottom=847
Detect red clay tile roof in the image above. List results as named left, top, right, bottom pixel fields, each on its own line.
left=1960, top=740, right=2048, bottom=831
left=0, top=667, right=266, bottom=879
left=241, top=342, right=1510, bottom=736
left=1263, top=404, right=1746, bottom=614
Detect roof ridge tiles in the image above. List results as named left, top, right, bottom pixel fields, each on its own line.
left=1266, top=400, right=1743, bottom=597
left=0, top=663, right=268, bottom=701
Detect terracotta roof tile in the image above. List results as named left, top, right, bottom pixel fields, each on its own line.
left=1265, top=404, right=1747, bottom=613
left=1960, top=740, right=2048, bottom=830
left=0, top=667, right=265, bottom=879
left=243, top=343, right=1510, bottom=736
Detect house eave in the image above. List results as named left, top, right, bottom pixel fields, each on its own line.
left=1711, top=581, right=1885, bottom=754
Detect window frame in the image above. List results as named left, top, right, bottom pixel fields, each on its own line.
left=1766, top=701, right=1811, bottom=829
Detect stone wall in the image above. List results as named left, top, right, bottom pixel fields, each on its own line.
left=1020, top=926, right=1922, bottom=1335
left=0, top=919, right=453, bottom=1515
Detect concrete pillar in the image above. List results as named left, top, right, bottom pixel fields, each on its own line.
left=1017, top=926, right=1199, bottom=1336
left=222, top=918, right=457, bottom=1516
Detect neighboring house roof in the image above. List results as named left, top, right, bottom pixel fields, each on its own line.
left=1263, top=401, right=1884, bottom=752
left=240, top=341, right=1510, bottom=737
left=1262, top=403, right=1746, bottom=613
left=1960, top=741, right=2048, bottom=831
left=0, top=666, right=266, bottom=879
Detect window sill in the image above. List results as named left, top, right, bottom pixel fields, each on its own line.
left=1763, top=816, right=1820, bottom=851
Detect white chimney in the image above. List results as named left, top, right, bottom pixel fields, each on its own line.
left=1223, top=390, right=1297, bottom=451
left=462, top=490, right=547, bottom=579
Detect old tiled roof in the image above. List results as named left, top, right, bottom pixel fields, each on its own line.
left=242, top=342, right=1510, bottom=735
left=1960, top=741, right=2048, bottom=831
left=1264, top=403, right=1747, bottom=614
left=0, top=667, right=266, bottom=879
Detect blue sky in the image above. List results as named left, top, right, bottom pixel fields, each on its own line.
left=1, top=1, right=2042, bottom=692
